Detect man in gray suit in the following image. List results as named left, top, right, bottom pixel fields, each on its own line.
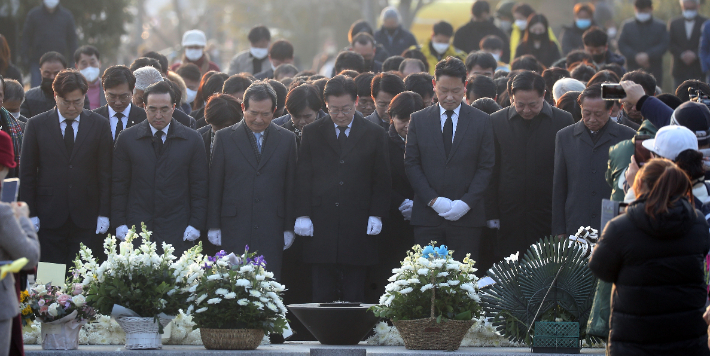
left=552, top=84, right=636, bottom=237
left=207, top=82, right=297, bottom=281
left=404, top=57, right=495, bottom=262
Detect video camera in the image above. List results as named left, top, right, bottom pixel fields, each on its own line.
left=688, top=86, right=710, bottom=107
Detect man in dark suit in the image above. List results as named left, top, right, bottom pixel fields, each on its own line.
left=20, top=70, right=112, bottom=265
left=208, top=83, right=297, bottom=281
left=112, top=81, right=208, bottom=255
left=294, top=75, right=391, bottom=303
left=365, top=72, right=404, bottom=131
left=404, top=57, right=495, bottom=262
left=668, top=0, right=707, bottom=88
left=93, top=66, right=146, bottom=141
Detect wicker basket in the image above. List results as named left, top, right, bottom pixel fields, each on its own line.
left=200, top=328, right=264, bottom=350
left=115, top=317, right=170, bottom=350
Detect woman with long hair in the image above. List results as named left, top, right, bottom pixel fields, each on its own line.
left=0, top=35, right=22, bottom=85
left=514, top=14, right=561, bottom=68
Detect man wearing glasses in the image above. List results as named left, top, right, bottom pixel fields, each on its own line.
left=20, top=69, right=113, bottom=266
left=294, top=75, right=391, bottom=303
left=93, top=66, right=146, bottom=142
left=365, top=72, right=405, bottom=131
left=111, top=81, right=208, bottom=255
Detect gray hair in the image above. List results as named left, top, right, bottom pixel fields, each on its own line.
left=3, top=79, right=24, bottom=102
left=133, top=66, right=164, bottom=92
left=380, top=6, right=401, bottom=23
left=243, top=81, right=278, bottom=112
left=552, top=78, right=586, bottom=102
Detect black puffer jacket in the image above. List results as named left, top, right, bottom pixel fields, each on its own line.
left=589, top=198, right=710, bottom=356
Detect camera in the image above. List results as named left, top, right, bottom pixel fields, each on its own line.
left=601, top=83, right=626, bottom=100
left=688, top=86, right=710, bottom=107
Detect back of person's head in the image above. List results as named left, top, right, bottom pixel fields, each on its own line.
left=599, top=63, right=624, bottom=78
left=656, top=94, right=682, bottom=110
left=582, top=26, right=608, bottom=48
left=552, top=78, right=586, bottom=102
left=434, top=56, right=467, bottom=83
left=129, top=57, right=162, bottom=73
left=286, top=83, right=322, bottom=115
left=202, top=73, right=229, bottom=102
left=401, top=49, right=430, bottom=72
left=399, top=58, right=427, bottom=74
left=480, top=35, right=505, bottom=51
left=556, top=91, right=582, bottom=122
left=494, top=76, right=509, bottom=97
left=512, top=3, right=535, bottom=19
left=274, top=64, right=299, bottom=80
left=497, top=90, right=511, bottom=107
left=383, top=56, right=405, bottom=72
left=671, top=101, right=710, bottom=147
left=73, top=45, right=100, bottom=65
left=675, top=149, right=705, bottom=181
left=574, top=2, right=595, bottom=16
left=351, top=32, right=376, bottom=49
left=570, top=64, right=596, bottom=83
left=467, top=74, right=497, bottom=101
left=493, top=70, right=509, bottom=79
left=267, top=79, right=288, bottom=113
left=621, top=70, right=657, bottom=96
left=586, top=69, right=619, bottom=87
left=243, top=81, right=278, bottom=111
left=471, top=97, right=502, bottom=114
left=334, top=51, right=365, bottom=74
left=371, top=72, right=405, bottom=99
left=222, top=75, right=253, bottom=96
left=296, top=70, right=316, bottom=78
left=404, top=73, right=434, bottom=101
left=3, top=79, right=23, bottom=103
left=565, top=50, right=593, bottom=69
left=102, top=65, right=136, bottom=92
left=633, top=158, right=693, bottom=218
left=40, top=51, right=67, bottom=68
left=472, top=0, right=491, bottom=18
left=133, top=66, right=164, bottom=91
left=355, top=72, right=376, bottom=98
left=165, top=79, right=185, bottom=107
left=542, top=67, right=570, bottom=95
left=634, top=0, right=653, bottom=10
left=142, top=51, right=168, bottom=74
left=388, top=91, right=425, bottom=122
left=432, top=21, right=454, bottom=37
left=511, top=55, right=543, bottom=73
left=348, top=20, right=374, bottom=43
left=338, top=70, right=360, bottom=79
left=675, top=79, right=710, bottom=102
left=248, top=25, right=271, bottom=44
left=465, top=52, right=498, bottom=74
left=311, top=78, right=329, bottom=110
left=176, top=63, right=201, bottom=84
left=270, top=40, right=294, bottom=61
left=205, top=93, right=242, bottom=128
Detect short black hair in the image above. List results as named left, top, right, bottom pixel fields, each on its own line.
left=53, top=69, right=88, bottom=97
left=599, top=63, right=625, bottom=79
left=578, top=83, right=613, bottom=109
left=73, top=45, right=100, bottom=64
left=269, top=40, right=294, bottom=61
left=465, top=52, right=498, bottom=73
left=102, top=65, right=136, bottom=92
left=334, top=51, right=365, bottom=74
left=510, top=55, right=543, bottom=73
left=274, top=64, right=299, bottom=79
left=205, top=94, right=242, bottom=127
left=466, top=74, right=497, bottom=100
left=435, top=56, right=467, bottom=83
left=404, top=73, right=434, bottom=99
left=129, top=57, right=162, bottom=72
left=351, top=32, right=376, bottom=48
left=656, top=94, right=683, bottom=110
left=471, top=97, right=502, bottom=114
left=634, top=0, right=653, bottom=10
left=143, top=80, right=176, bottom=106
left=582, top=27, right=608, bottom=47
left=402, top=49, right=430, bottom=72
left=383, top=56, right=405, bottom=72
left=586, top=69, right=619, bottom=88
left=565, top=50, right=593, bottom=70
left=176, top=63, right=201, bottom=83
left=40, top=51, right=67, bottom=68
left=143, top=51, right=169, bottom=74
left=202, top=73, right=229, bottom=102
left=480, top=35, right=505, bottom=50
left=295, top=70, right=316, bottom=77
left=507, top=70, right=546, bottom=97
left=398, top=58, right=427, bottom=73
left=556, top=91, right=582, bottom=122
left=165, top=79, right=184, bottom=107
left=311, top=78, right=329, bottom=111
left=494, top=76, right=509, bottom=97
left=472, top=0, right=491, bottom=18
left=571, top=64, right=596, bottom=83
left=222, top=74, right=253, bottom=95
left=676, top=80, right=710, bottom=102
left=621, top=70, right=657, bottom=96
left=286, top=83, right=322, bottom=116
left=574, top=3, right=595, bottom=15
left=388, top=91, right=425, bottom=122
left=267, top=79, right=288, bottom=113
left=371, top=72, right=405, bottom=99
left=3, top=79, right=23, bottom=102
left=323, top=75, right=357, bottom=102
left=512, top=3, right=535, bottom=18
left=542, top=67, right=570, bottom=95
left=433, top=21, right=454, bottom=37
left=355, top=72, right=376, bottom=97
left=243, top=81, right=278, bottom=111
left=248, top=25, right=271, bottom=44
left=348, top=20, right=374, bottom=43
left=493, top=70, right=509, bottom=79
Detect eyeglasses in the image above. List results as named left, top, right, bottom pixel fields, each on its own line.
left=59, top=98, right=85, bottom=108
left=327, top=106, right=353, bottom=116
left=146, top=107, right=173, bottom=115
left=106, top=92, right=132, bottom=102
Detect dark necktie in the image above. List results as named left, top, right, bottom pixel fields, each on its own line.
left=153, top=130, right=164, bottom=156
left=64, top=119, right=75, bottom=155
left=443, top=110, right=454, bottom=157
left=337, top=126, right=348, bottom=150
left=114, top=112, right=124, bottom=141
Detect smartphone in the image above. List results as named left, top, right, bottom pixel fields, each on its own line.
left=601, top=83, right=626, bottom=100
left=1, top=178, right=19, bottom=203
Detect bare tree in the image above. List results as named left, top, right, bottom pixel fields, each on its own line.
left=397, top=0, right=438, bottom=30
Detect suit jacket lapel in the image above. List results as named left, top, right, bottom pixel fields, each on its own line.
left=231, top=123, right=258, bottom=169
left=341, top=114, right=366, bottom=157
left=430, top=105, right=447, bottom=159
left=447, top=105, right=471, bottom=162
left=573, top=121, right=595, bottom=148
left=128, top=105, right=146, bottom=127
left=322, top=117, right=340, bottom=155
left=71, top=110, right=94, bottom=160
left=257, top=124, right=282, bottom=170
left=49, top=109, right=69, bottom=160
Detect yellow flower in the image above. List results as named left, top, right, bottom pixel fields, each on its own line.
left=20, top=290, right=29, bottom=302
left=21, top=305, right=32, bottom=316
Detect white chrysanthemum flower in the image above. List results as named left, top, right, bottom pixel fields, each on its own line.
left=207, top=274, right=222, bottom=281
left=254, top=301, right=264, bottom=310
left=267, top=302, right=278, bottom=312
left=240, top=265, right=254, bottom=273
left=195, top=307, right=208, bottom=313
left=399, top=287, right=413, bottom=294
left=420, top=283, right=434, bottom=292
left=237, top=298, right=249, bottom=306
left=236, top=279, right=250, bottom=287
left=406, top=278, right=420, bottom=284
left=215, top=288, right=229, bottom=296
left=417, top=268, right=429, bottom=276
left=255, top=274, right=265, bottom=281
left=195, top=294, right=208, bottom=305
left=448, top=280, right=460, bottom=286
left=224, top=292, right=237, bottom=299
left=249, top=290, right=261, bottom=298
left=437, top=271, right=449, bottom=277
left=207, top=297, right=222, bottom=304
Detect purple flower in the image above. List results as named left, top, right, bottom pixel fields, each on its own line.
left=249, top=255, right=267, bottom=267
left=216, top=250, right=226, bottom=259
left=202, top=262, right=212, bottom=270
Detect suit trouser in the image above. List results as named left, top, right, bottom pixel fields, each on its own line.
left=413, top=224, right=482, bottom=263
left=311, top=264, right=367, bottom=303
left=38, top=218, right=101, bottom=268
left=0, top=318, right=11, bottom=356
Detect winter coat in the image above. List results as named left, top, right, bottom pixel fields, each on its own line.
left=618, top=17, right=670, bottom=86
left=374, top=25, right=418, bottom=58
left=515, top=40, right=561, bottom=68
left=415, top=41, right=467, bottom=75
left=453, top=20, right=511, bottom=63
left=20, top=5, right=77, bottom=66
left=560, top=22, right=595, bottom=55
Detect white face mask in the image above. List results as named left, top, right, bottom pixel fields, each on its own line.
left=185, top=48, right=203, bottom=62
left=80, top=66, right=100, bottom=83
left=185, top=88, right=197, bottom=104
left=43, top=0, right=59, bottom=9
left=683, top=10, right=698, bottom=20
left=9, top=112, right=20, bottom=119
left=635, top=12, right=652, bottom=22
left=431, top=42, right=450, bottom=55
left=498, top=20, right=512, bottom=32
left=515, top=19, right=528, bottom=30
left=491, top=51, right=502, bottom=62
left=250, top=47, right=269, bottom=60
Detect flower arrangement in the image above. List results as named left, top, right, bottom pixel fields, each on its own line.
left=188, top=247, right=287, bottom=334
left=370, top=243, right=482, bottom=322
left=19, top=282, right=95, bottom=325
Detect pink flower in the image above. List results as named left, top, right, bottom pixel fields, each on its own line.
left=72, top=284, right=83, bottom=296
left=38, top=299, right=45, bottom=307
left=56, top=294, right=71, bottom=305
left=39, top=305, right=48, bottom=314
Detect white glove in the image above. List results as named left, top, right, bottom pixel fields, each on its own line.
left=96, top=216, right=110, bottom=234
left=183, top=225, right=200, bottom=241
left=116, top=225, right=128, bottom=241
left=439, top=200, right=471, bottom=221
left=294, top=216, right=314, bottom=236
left=367, top=216, right=382, bottom=235
left=399, top=199, right=413, bottom=220
left=208, top=229, right=222, bottom=246
left=284, top=231, right=295, bottom=250
left=30, top=216, right=40, bottom=232
left=486, top=219, right=500, bottom=230
left=430, top=197, right=453, bottom=214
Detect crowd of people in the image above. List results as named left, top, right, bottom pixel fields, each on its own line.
left=3, top=0, right=710, bottom=354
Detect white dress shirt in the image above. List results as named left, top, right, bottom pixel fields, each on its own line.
left=685, top=19, right=695, bottom=40
left=58, top=111, right=80, bottom=140
left=149, top=122, right=170, bottom=143
left=439, top=103, right=461, bottom=142
left=333, top=119, right=353, bottom=137
left=109, top=103, right=131, bottom=138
